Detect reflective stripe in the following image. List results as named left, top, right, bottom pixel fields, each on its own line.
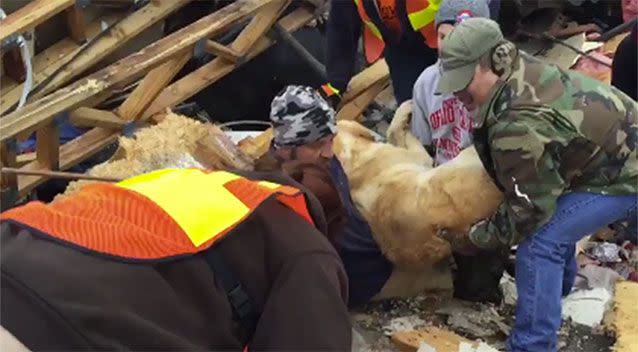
left=407, top=0, right=440, bottom=29
left=321, top=83, right=341, bottom=97
left=117, top=169, right=250, bottom=246
left=117, top=169, right=311, bottom=247
left=354, top=0, right=383, bottom=39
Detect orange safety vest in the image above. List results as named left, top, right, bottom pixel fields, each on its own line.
left=0, top=169, right=314, bottom=260
left=355, top=0, right=441, bottom=63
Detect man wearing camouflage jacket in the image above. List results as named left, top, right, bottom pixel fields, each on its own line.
left=436, top=18, right=637, bottom=351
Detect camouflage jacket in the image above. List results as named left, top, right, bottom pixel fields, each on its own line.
left=469, top=45, right=638, bottom=249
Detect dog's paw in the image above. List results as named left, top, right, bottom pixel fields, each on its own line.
left=387, top=100, right=413, bottom=146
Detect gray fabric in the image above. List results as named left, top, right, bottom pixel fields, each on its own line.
left=435, top=0, right=491, bottom=28
left=270, top=85, right=337, bottom=148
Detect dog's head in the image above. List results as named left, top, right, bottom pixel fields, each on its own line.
left=333, top=120, right=377, bottom=171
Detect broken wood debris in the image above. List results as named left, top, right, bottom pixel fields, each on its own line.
left=0, top=0, right=389, bottom=205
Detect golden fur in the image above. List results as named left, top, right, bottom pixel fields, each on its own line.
left=333, top=101, right=504, bottom=271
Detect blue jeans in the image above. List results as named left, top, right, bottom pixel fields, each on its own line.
left=507, top=192, right=637, bottom=352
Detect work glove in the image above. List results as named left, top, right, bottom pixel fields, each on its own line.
left=319, top=83, right=342, bottom=110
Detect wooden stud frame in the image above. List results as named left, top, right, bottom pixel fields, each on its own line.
left=0, top=0, right=390, bottom=202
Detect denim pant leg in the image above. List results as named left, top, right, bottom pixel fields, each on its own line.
left=562, top=246, right=577, bottom=297
left=508, top=192, right=637, bottom=352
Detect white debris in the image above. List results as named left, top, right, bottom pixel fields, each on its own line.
left=417, top=342, right=438, bottom=352
left=381, top=315, right=426, bottom=336
left=561, top=287, right=612, bottom=327
left=500, top=272, right=518, bottom=306
left=574, top=264, right=622, bottom=291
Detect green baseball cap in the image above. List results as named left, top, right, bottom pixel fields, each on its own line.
left=435, top=18, right=504, bottom=95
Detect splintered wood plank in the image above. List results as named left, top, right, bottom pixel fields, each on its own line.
left=336, top=79, right=389, bottom=121
left=116, top=50, right=192, bottom=121
left=16, top=152, right=36, bottom=167
left=230, top=0, right=291, bottom=54
left=340, top=59, right=390, bottom=105
left=145, top=5, right=314, bottom=121
left=204, top=40, right=242, bottom=62
left=17, top=127, right=119, bottom=197
left=1, top=13, right=124, bottom=115
left=0, top=0, right=275, bottom=143
left=30, top=0, right=193, bottom=100
left=391, top=327, right=476, bottom=352
left=70, top=107, right=127, bottom=129
left=0, top=0, right=74, bottom=42
left=0, top=141, right=17, bottom=189
left=65, top=4, right=87, bottom=44
left=36, top=123, right=60, bottom=170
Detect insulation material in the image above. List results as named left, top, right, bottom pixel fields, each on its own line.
left=611, top=281, right=638, bottom=352
left=60, top=112, right=254, bottom=199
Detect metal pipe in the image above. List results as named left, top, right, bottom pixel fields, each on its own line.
left=519, top=30, right=612, bottom=68
left=270, top=23, right=327, bottom=80
left=597, top=18, right=637, bottom=42
left=1, top=167, right=121, bottom=182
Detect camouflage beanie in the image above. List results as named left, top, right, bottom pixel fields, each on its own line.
left=270, top=85, right=337, bottom=148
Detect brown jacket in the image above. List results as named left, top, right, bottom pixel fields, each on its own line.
left=0, top=170, right=351, bottom=351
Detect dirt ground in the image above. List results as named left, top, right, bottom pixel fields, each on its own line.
left=350, top=292, right=614, bottom=352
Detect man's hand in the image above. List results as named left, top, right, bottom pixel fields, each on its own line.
left=438, top=227, right=480, bottom=256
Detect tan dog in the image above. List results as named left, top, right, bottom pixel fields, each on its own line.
left=333, top=101, right=503, bottom=297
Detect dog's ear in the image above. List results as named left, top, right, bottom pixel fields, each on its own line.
left=337, top=120, right=375, bottom=142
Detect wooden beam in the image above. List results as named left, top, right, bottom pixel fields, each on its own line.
left=17, top=128, right=120, bottom=197
left=339, top=59, right=390, bottom=106
left=0, top=141, right=17, bottom=190
left=70, top=107, right=127, bottom=129
left=1, top=13, right=125, bottom=115
left=30, top=0, right=193, bottom=100
left=230, top=0, right=291, bottom=55
left=145, top=5, right=313, bottom=121
left=0, top=0, right=74, bottom=42
left=8, top=1, right=311, bottom=195
left=65, top=4, right=87, bottom=44
left=16, top=152, right=36, bottom=167
left=204, top=40, right=242, bottom=62
left=116, top=50, right=192, bottom=121
left=336, top=79, right=389, bottom=121
left=0, top=0, right=277, bottom=143
left=36, top=123, right=60, bottom=170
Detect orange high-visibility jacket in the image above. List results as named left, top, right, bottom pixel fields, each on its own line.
left=355, top=0, right=441, bottom=63
left=0, top=169, right=313, bottom=259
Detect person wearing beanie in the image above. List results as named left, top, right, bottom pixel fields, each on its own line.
left=436, top=18, right=637, bottom=351
left=266, top=85, right=507, bottom=308
left=268, top=85, right=394, bottom=307
left=410, top=0, right=491, bottom=167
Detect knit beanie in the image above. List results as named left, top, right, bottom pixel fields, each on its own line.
left=435, top=0, right=490, bottom=28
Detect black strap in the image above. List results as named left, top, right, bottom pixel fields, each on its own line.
left=203, top=246, right=258, bottom=345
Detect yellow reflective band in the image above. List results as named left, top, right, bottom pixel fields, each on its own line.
left=117, top=169, right=249, bottom=247
left=365, top=20, right=383, bottom=39
left=258, top=180, right=281, bottom=190
left=408, top=0, right=441, bottom=29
